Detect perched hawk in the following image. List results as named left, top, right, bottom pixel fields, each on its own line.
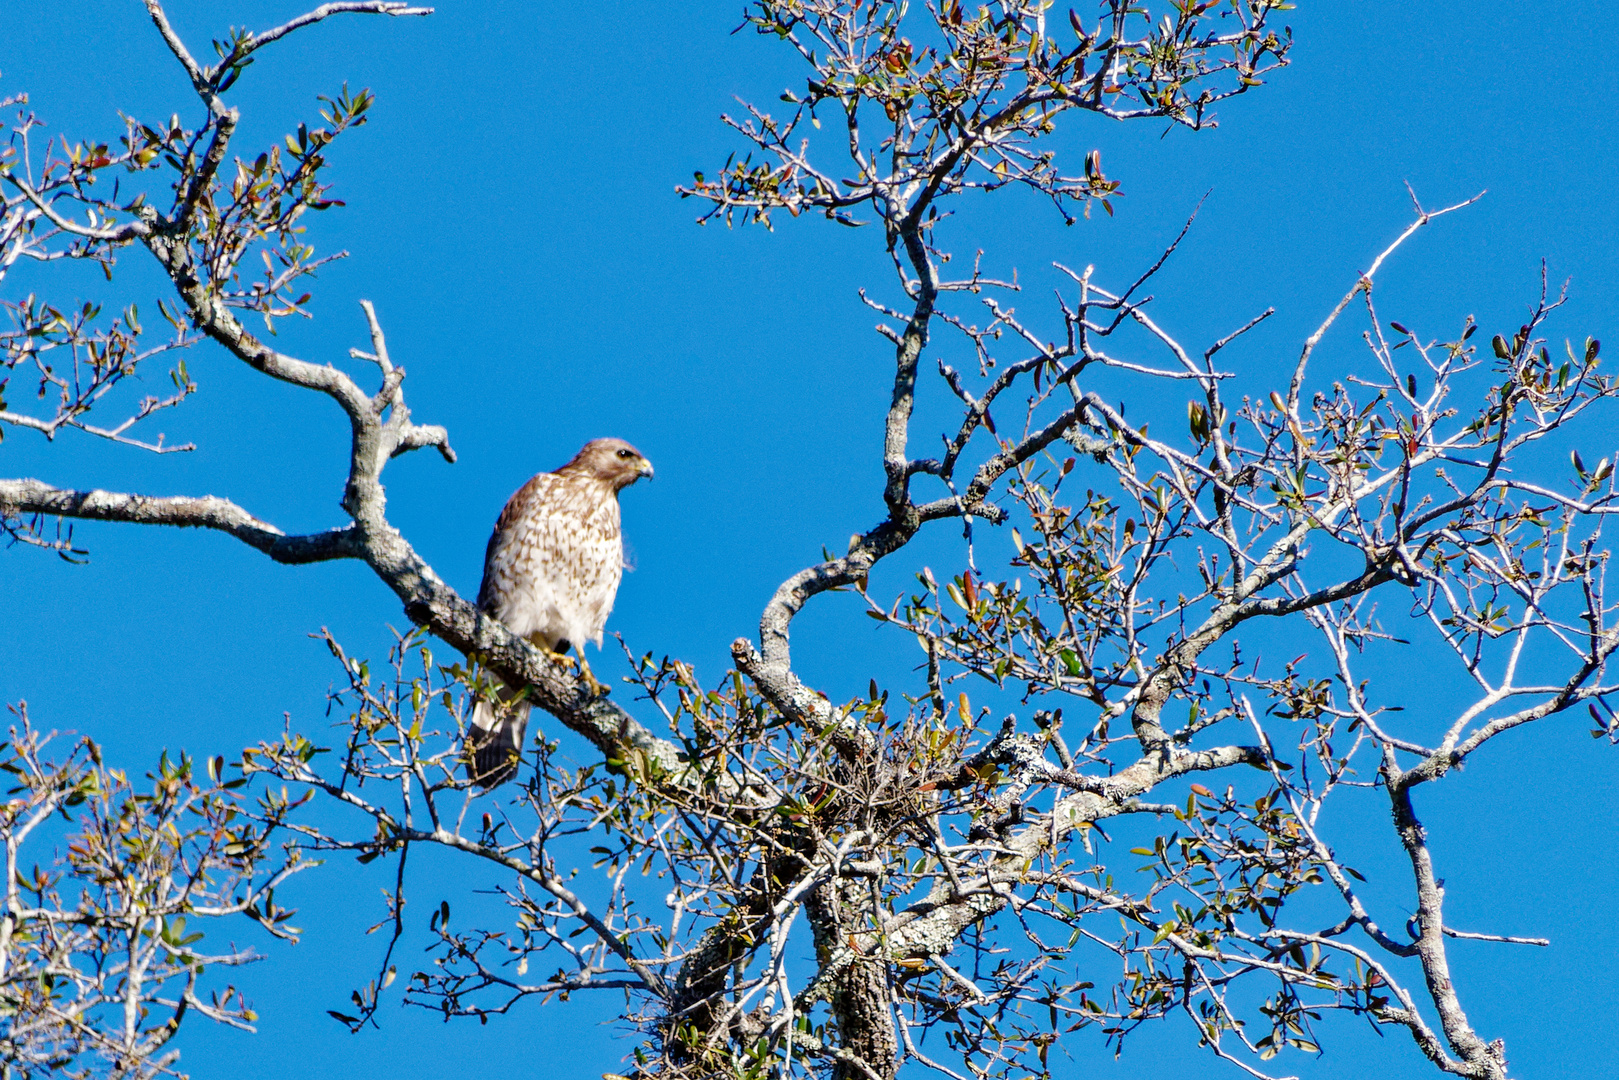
left=467, top=437, right=654, bottom=787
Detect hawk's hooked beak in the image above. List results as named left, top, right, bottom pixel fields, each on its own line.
left=637, top=460, right=655, bottom=481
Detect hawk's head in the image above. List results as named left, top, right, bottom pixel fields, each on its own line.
left=564, top=437, right=655, bottom=491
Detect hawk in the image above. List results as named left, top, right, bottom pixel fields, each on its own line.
left=467, top=437, right=654, bottom=787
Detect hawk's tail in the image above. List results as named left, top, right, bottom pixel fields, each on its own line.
left=467, top=696, right=531, bottom=789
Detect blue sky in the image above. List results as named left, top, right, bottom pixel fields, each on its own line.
left=4, top=2, right=1618, bottom=1078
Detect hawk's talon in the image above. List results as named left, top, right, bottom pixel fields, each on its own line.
left=552, top=650, right=610, bottom=699
left=577, top=656, right=611, bottom=699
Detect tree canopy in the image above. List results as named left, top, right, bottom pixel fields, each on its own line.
left=3, top=3, right=1617, bottom=1080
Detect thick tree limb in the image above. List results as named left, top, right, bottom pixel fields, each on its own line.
left=0, top=479, right=361, bottom=563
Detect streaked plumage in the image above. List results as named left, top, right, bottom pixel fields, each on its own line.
left=467, top=438, right=653, bottom=787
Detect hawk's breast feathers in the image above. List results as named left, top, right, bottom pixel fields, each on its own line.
left=478, top=469, right=625, bottom=652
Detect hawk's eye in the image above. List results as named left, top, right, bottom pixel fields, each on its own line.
left=616, top=449, right=634, bottom=459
